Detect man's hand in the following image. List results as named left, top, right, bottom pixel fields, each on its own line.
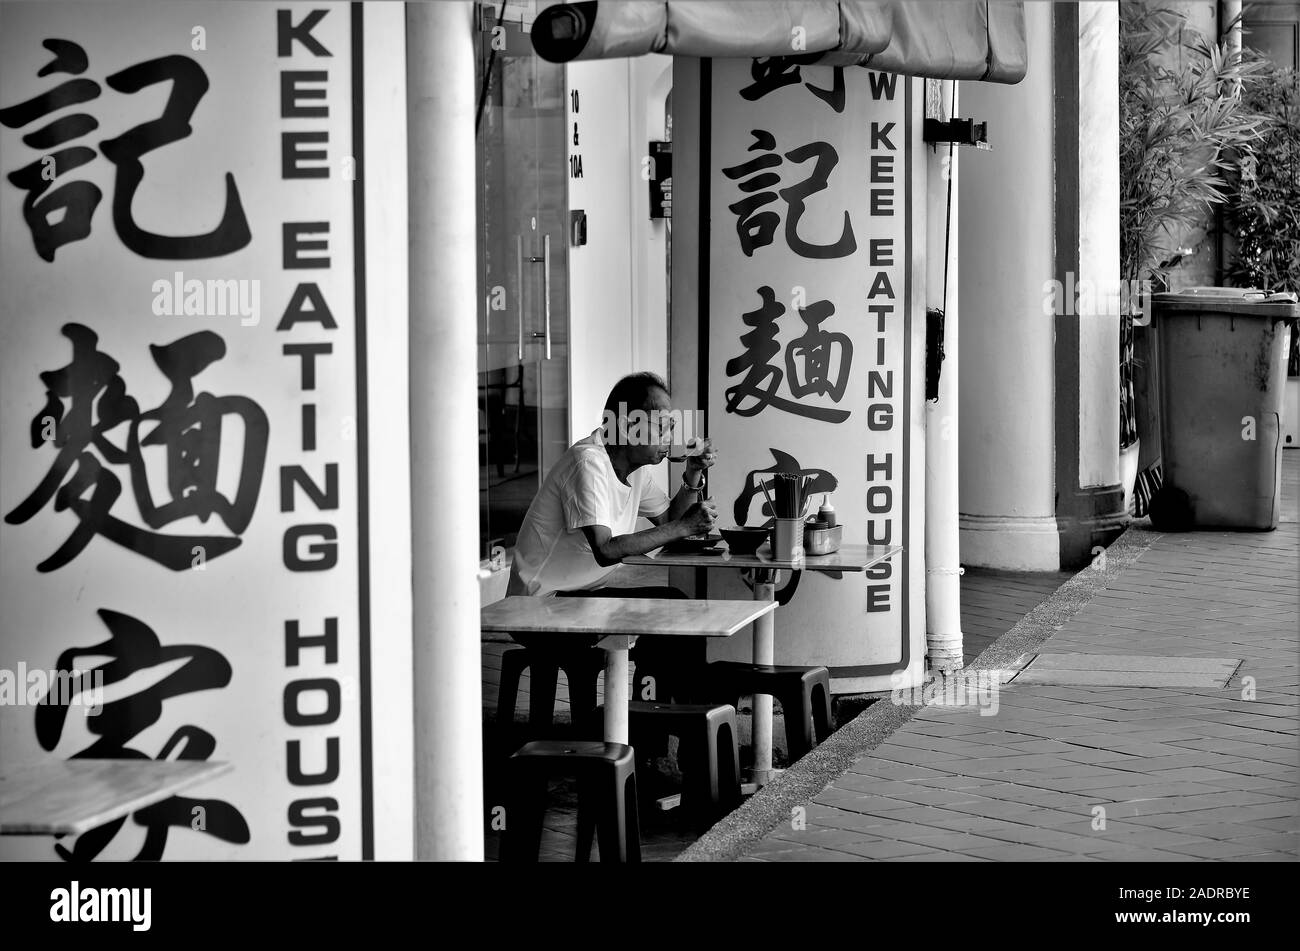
left=580, top=500, right=716, bottom=567
left=654, top=438, right=720, bottom=527
left=680, top=499, right=718, bottom=536
left=684, top=437, right=717, bottom=484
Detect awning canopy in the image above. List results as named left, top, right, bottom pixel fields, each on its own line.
left=531, top=1, right=1027, bottom=83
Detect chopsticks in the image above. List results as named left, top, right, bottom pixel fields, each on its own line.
left=761, top=473, right=811, bottom=519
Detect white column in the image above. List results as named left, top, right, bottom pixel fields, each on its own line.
left=751, top=578, right=776, bottom=785
left=1077, top=3, right=1121, bottom=494
left=406, top=1, right=484, bottom=861
left=924, top=81, right=964, bottom=673
left=601, top=639, right=632, bottom=744
left=957, top=1, right=1060, bottom=571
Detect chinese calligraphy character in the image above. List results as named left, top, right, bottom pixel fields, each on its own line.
left=785, top=299, right=853, bottom=403
left=0, top=40, right=102, bottom=261
left=128, top=331, right=267, bottom=536
left=732, top=448, right=838, bottom=525
left=740, top=56, right=845, bottom=114
left=34, top=608, right=250, bottom=861
left=732, top=450, right=843, bottom=600
left=721, top=130, right=856, bottom=259
left=0, top=39, right=251, bottom=261
left=724, top=286, right=852, bottom=423
left=4, top=323, right=269, bottom=572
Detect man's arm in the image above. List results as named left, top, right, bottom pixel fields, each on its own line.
left=650, top=438, right=716, bottom=526
left=580, top=500, right=717, bottom=567
left=651, top=475, right=704, bottom=526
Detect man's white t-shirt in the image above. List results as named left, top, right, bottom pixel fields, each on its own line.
left=507, top=429, right=671, bottom=597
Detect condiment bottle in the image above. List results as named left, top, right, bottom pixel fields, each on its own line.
left=818, top=495, right=836, bottom=528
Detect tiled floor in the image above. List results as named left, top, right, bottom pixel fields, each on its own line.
left=740, top=456, right=1299, bottom=862
left=959, top=569, right=1074, bottom=664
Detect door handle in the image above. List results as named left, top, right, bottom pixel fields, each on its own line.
left=516, top=235, right=524, bottom=363
left=523, top=235, right=552, bottom=360
left=541, top=234, right=552, bottom=360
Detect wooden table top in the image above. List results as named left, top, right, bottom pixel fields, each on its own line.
left=480, top=596, right=775, bottom=639
left=624, top=542, right=903, bottom=572
left=0, top=758, right=232, bottom=836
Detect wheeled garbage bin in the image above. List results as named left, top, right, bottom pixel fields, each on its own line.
left=1150, top=287, right=1299, bottom=530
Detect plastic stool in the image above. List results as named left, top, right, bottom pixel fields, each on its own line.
left=496, top=646, right=606, bottom=730
left=502, top=740, right=640, bottom=863
left=702, top=661, right=833, bottom=761
left=628, top=701, right=741, bottom=821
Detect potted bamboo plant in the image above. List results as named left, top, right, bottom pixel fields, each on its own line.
left=1223, top=56, right=1300, bottom=447
left=1118, top=2, right=1272, bottom=515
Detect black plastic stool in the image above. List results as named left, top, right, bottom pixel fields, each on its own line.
left=497, top=646, right=606, bottom=730
left=502, top=740, right=640, bottom=863
left=628, top=701, right=741, bottom=822
left=701, top=661, right=834, bottom=761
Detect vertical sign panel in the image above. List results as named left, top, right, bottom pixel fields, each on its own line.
left=0, top=1, right=410, bottom=860
left=703, top=60, right=924, bottom=690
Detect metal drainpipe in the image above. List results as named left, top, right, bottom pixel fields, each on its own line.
left=924, top=80, right=965, bottom=675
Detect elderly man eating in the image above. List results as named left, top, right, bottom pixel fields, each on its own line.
left=507, top=371, right=716, bottom=702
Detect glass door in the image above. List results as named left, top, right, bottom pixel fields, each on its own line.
left=475, top=11, right=570, bottom=554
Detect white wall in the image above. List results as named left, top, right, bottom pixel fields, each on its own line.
left=958, top=0, right=1061, bottom=570
left=566, top=58, right=635, bottom=439
left=565, top=54, right=672, bottom=470
left=629, top=57, right=674, bottom=393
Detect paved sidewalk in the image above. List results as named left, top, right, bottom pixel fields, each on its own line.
left=739, top=503, right=1298, bottom=861
left=959, top=568, right=1073, bottom=664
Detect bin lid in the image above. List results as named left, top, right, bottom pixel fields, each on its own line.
left=1153, top=286, right=1299, bottom=318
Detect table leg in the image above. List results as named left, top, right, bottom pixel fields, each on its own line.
left=597, top=636, right=632, bottom=745
left=751, top=571, right=776, bottom=786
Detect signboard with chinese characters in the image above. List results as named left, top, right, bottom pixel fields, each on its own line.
left=0, top=2, right=414, bottom=860
left=696, top=58, right=926, bottom=692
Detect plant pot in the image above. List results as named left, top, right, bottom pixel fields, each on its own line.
left=1120, top=438, right=1141, bottom=515
left=1285, top=377, right=1299, bottom=450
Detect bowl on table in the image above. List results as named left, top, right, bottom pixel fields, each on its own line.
left=720, top=525, right=769, bottom=555
left=664, top=532, right=723, bottom=554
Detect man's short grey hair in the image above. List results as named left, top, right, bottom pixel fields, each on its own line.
left=603, top=372, right=669, bottom=418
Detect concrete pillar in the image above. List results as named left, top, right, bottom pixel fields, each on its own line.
left=959, top=1, right=1124, bottom=572
left=925, top=80, right=964, bottom=672
left=406, top=1, right=484, bottom=861
left=958, top=0, right=1060, bottom=571
left=1054, top=1, right=1125, bottom=570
